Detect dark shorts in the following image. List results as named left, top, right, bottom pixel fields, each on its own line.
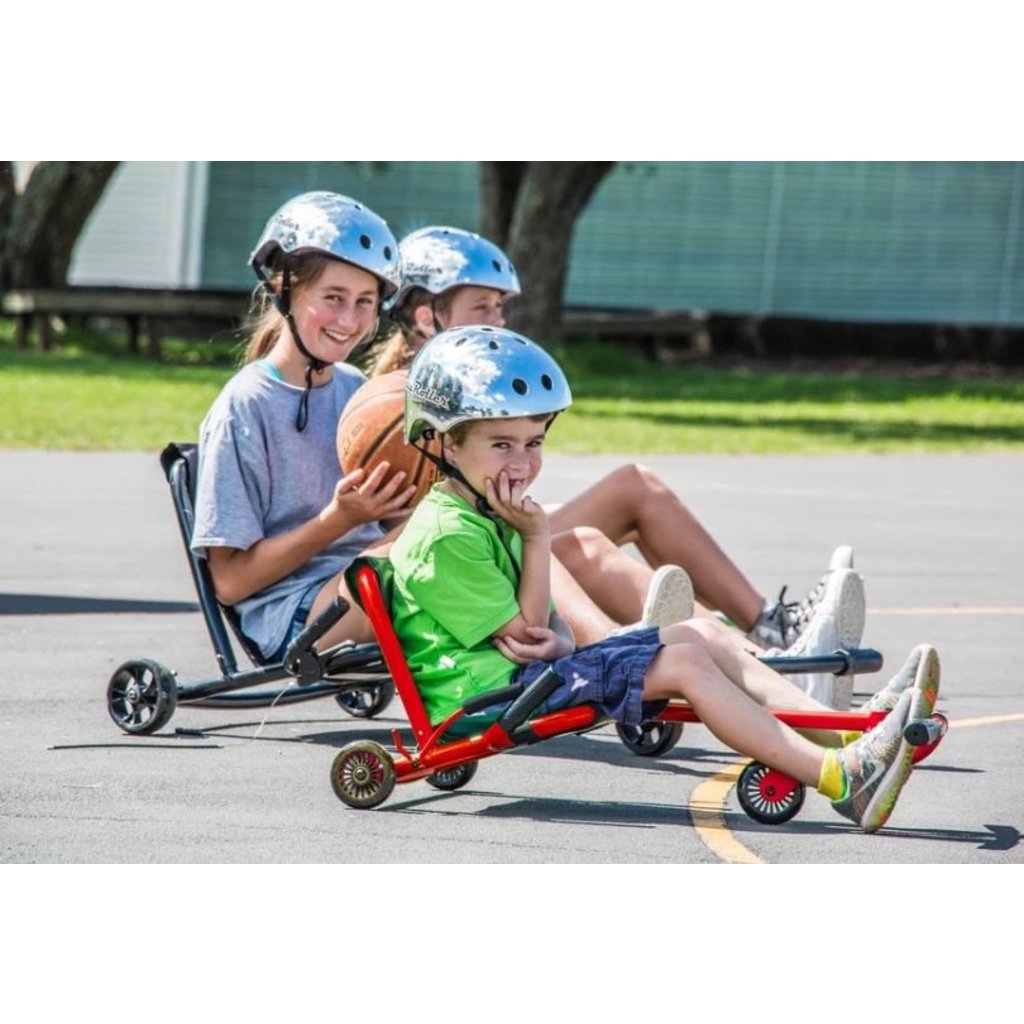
left=266, top=583, right=322, bottom=664
left=511, top=626, right=667, bottom=727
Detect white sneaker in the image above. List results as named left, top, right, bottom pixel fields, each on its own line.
left=642, top=565, right=694, bottom=627
left=608, top=565, right=694, bottom=636
left=777, top=567, right=865, bottom=708
left=829, top=545, right=855, bottom=571
left=748, top=545, right=856, bottom=649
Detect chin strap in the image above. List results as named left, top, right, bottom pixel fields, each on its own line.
left=254, top=258, right=327, bottom=432
left=413, top=430, right=494, bottom=517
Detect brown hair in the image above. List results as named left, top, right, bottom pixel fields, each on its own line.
left=444, top=413, right=554, bottom=448
left=364, top=286, right=459, bottom=376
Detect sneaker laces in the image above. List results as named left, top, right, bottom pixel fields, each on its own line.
left=767, top=585, right=807, bottom=647
left=778, top=570, right=834, bottom=643
left=752, top=576, right=828, bottom=650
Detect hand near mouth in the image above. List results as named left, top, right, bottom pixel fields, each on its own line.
left=485, top=470, right=549, bottom=538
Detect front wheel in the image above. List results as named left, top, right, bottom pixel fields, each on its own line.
left=107, top=659, right=178, bottom=735
left=736, top=761, right=805, bottom=825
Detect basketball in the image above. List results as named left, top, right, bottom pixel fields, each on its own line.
left=337, top=371, right=442, bottom=508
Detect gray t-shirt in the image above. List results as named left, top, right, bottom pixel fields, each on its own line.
left=191, top=360, right=384, bottom=658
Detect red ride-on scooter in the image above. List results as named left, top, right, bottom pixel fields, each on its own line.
left=328, top=559, right=947, bottom=825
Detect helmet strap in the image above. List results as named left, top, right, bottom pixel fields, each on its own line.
left=253, top=256, right=328, bottom=432
left=414, top=433, right=494, bottom=517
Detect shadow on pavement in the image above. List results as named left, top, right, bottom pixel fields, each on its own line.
left=0, top=593, right=198, bottom=615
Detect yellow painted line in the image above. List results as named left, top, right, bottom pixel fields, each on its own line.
left=870, top=607, right=1024, bottom=615
left=690, top=761, right=763, bottom=864
left=690, top=712, right=1024, bottom=864
left=949, top=712, right=1024, bottom=729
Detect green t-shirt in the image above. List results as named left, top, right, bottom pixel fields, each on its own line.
left=389, top=486, right=548, bottom=725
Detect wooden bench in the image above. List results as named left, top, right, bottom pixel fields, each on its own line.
left=2, top=287, right=711, bottom=360
left=1, top=287, right=250, bottom=357
left=562, top=306, right=711, bottom=360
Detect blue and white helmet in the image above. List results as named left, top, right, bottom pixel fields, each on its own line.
left=250, top=191, right=402, bottom=299
left=392, top=226, right=520, bottom=310
left=404, top=326, right=571, bottom=443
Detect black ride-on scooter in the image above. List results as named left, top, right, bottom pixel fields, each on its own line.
left=104, top=443, right=396, bottom=737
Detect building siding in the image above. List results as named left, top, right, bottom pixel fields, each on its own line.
left=72, top=161, right=1024, bottom=327
left=69, top=162, right=208, bottom=288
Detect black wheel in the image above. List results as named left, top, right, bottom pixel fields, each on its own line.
left=615, top=721, right=684, bottom=757
left=330, top=740, right=396, bottom=809
left=736, top=761, right=806, bottom=825
left=426, top=760, right=479, bottom=792
left=107, top=659, right=178, bottom=735
left=334, top=680, right=395, bottom=718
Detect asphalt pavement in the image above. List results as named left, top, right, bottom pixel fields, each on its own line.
left=1, top=449, right=1021, bottom=866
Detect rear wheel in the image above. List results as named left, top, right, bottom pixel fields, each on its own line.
left=426, top=761, right=479, bottom=791
left=615, top=721, right=683, bottom=757
left=334, top=681, right=395, bottom=719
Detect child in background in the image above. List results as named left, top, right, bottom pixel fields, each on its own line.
left=369, top=224, right=862, bottom=705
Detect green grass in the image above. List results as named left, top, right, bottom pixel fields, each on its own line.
left=2, top=324, right=1023, bottom=453
left=552, top=342, right=1024, bottom=453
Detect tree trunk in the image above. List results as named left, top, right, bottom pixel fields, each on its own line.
left=0, top=161, right=120, bottom=290
left=480, top=162, right=526, bottom=248
left=480, top=161, right=615, bottom=341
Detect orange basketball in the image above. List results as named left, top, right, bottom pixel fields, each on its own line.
left=337, top=371, right=442, bottom=508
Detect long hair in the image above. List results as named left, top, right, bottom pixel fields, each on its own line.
left=365, top=286, right=458, bottom=376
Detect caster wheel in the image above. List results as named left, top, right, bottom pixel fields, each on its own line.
left=334, top=680, right=395, bottom=718
left=426, top=761, right=479, bottom=791
left=615, top=721, right=684, bottom=757
left=107, top=659, right=178, bottom=735
left=330, top=740, right=396, bottom=809
left=909, top=712, right=948, bottom=765
left=737, top=761, right=805, bottom=825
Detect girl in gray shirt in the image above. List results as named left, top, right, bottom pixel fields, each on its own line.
left=191, top=192, right=415, bottom=660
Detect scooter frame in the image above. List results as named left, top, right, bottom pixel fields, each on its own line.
left=329, top=561, right=946, bottom=824
left=104, top=443, right=395, bottom=736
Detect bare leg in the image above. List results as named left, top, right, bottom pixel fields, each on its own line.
left=643, top=643, right=825, bottom=786
left=550, top=553, right=617, bottom=646
left=551, top=526, right=652, bottom=625
left=547, top=464, right=764, bottom=630
left=551, top=529, right=844, bottom=741
left=307, top=533, right=399, bottom=648
left=658, top=617, right=844, bottom=746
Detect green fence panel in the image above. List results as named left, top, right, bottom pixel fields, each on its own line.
left=200, top=161, right=1024, bottom=327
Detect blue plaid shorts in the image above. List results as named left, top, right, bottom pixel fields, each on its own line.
left=511, top=626, right=667, bottom=726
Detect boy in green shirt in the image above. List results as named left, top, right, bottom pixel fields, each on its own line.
left=388, top=326, right=939, bottom=833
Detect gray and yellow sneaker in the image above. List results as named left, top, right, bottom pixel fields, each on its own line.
left=863, top=644, right=940, bottom=716
left=833, top=686, right=924, bottom=833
